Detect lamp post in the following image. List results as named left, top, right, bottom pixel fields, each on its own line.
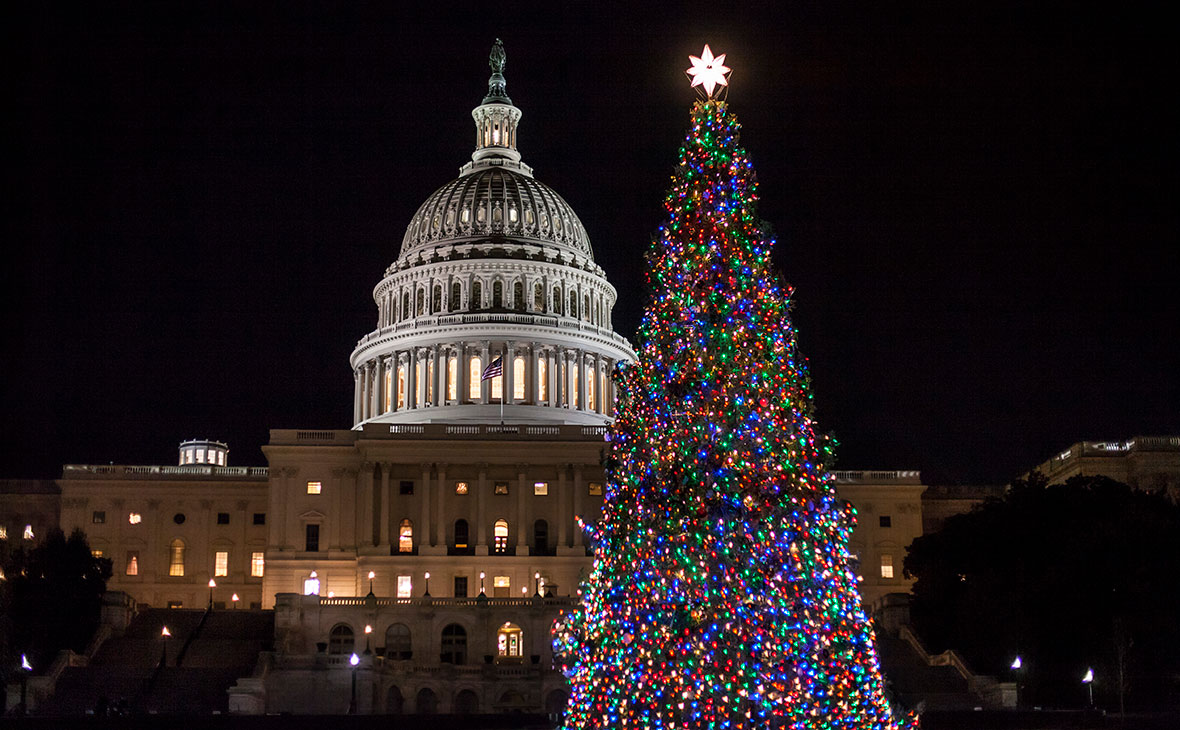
left=348, top=652, right=359, bottom=714
left=423, top=571, right=431, bottom=597
left=18, top=654, right=32, bottom=715
left=161, top=626, right=171, bottom=666
left=364, top=624, right=373, bottom=655
left=231, top=593, right=240, bottom=610
left=1010, top=656, right=1023, bottom=708
left=367, top=570, right=375, bottom=596
left=1082, top=667, right=1094, bottom=707
left=479, top=571, right=486, bottom=597
left=208, top=578, right=217, bottom=609
left=534, top=572, right=541, bottom=597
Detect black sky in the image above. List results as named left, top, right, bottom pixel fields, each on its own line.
left=4, top=1, right=1177, bottom=484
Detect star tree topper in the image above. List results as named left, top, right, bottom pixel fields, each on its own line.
left=686, top=44, right=731, bottom=98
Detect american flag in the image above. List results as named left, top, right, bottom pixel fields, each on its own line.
left=480, top=356, right=503, bottom=381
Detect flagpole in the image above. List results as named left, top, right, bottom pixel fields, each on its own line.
left=499, top=352, right=505, bottom=425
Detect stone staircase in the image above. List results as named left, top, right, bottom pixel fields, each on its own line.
left=45, top=608, right=272, bottom=716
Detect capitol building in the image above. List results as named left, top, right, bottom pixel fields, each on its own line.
left=5, top=42, right=926, bottom=715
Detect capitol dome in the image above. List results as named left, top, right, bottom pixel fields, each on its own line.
left=350, top=40, right=634, bottom=428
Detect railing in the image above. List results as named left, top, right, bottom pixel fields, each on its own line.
left=62, top=464, right=268, bottom=479
left=313, top=595, right=576, bottom=609
left=831, top=470, right=922, bottom=483
left=352, top=312, right=633, bottom=349
left=897, top=625, right=1015, bottom=708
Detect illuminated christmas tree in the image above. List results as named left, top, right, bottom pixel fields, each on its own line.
left=554, top=47, right=914, bottom=729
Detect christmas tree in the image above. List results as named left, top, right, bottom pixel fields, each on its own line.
left=554, top=47, right=914, bottom=730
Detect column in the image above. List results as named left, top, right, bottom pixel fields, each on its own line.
left=548, top=348, right=558, bottom=407
left=353, top=370, right=361, bottom=424
left=361, top=363, right=372, bottom=421
left=374, top=357, right=385, bottom=416
left=516, top=464, right=528, bottom=551
left=457, top=344, right=469, bottom=403
left=268, top=467, right=285, bottom=550
left=407, top=349, right=418, bottom=409
left=359, top=463, right=374, bottom=547
left=565, top=350, right=576, bottom=409
left=432, top=345, right=443, bottom=407
left=557, top=465, right=569, bottom=547
left=379, top=463, right=392, bottom=548
left=572, top=464, right=585, bottom=548
left=420, top=463, right=431, bottom=550
left=330, top=468, right=344, bottom=551
left=593, top=352, right=603, bottom=413
left=341, top=467, right=358, bottom=547
left=504, top=340, right=515, bottom=405
left=418, top=348, right=429, bottom=408
left=476, top=464, right=488, bottom=552
left=554, top=347, right=564, bottom=408
left=480, top=341, right=491, bottom=405
left=435, top=463, right=446, bottom=547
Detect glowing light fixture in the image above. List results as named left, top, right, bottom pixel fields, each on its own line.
left=1011, top=656, right=1022, bottom=670
left=349, top=652, right=360, bottom=666
left=686, top=44, right=731, bottom=98
left=22, top=654, right=33, bottom=671
left=1082, top=668, right=1093, bottom=683
left=161, top=626, right=171, bottom=638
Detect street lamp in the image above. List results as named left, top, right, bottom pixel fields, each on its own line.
left=1010, top=656, right=1023, bottom=708
left=1082, top=667, right=1094, bottom=707
left=534, top=572, right=541, bottom=597
left=367, top=570, right=375, bottom=596
left=208, top=578, right=217, bottom=609
left=161, top=626, right=172, bottom=666
left=364, top=624, right=373, bottom=655
left=423, top=571, right=431, bottom=597
left=348, top=652, right=360, bottom=714
left=18, top=654, right=32, bottom=715
left=479, top=571, right=486, bottom=597
left=231, top=593, right=240, bottom=609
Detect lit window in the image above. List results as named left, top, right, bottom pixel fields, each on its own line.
left=880, top=554, right=894, bottom=579
left=126, top=551, right=139, bottom=576
left=493, top=519, right=509, bottom=554
left=534, top=481, right=548, bottom=496
left=0, top=526, right=7, bottom=540
left=217, top=451, right=225, bottom=466
left=91, top=549, right=103, bottom=558
left=468, top=356, right=482, bottom=399
left=251, top=552, right=264, bottom=577
left=397, top=365, right=406, bottom=409
left=426, top=358, right=434, bottom=403
left=513, top=356, right=526, bottom=400
left=538, top=356, right=548, bottom=401
left=879, top=515, right=892, bottom=528
left=92, top=511, right=106, bottom=524
left=214, top=551, right=229, bottom=577
left=455, top=481, right=469, bottom=495
left=397, top=575, right=412, bottom=598
left=128, top=512, right=142, bottom=525
left=497, top=622, right=524, bottom=657
left=490, top=366, right=502, bottom=400
left=588, top=482, right=603, bottom=496
left=494, top=481, right=509, bottom=495
left=23, top=525, right=34, bottom=541
left=307, top=481, right=322, bottom=495
left=493, top=575, right=510, bottom=597
left=447, top=356, right=457, bottom=400
left=454, top=519, right=469, bottom=549
left=169, top=539, right=185, bottom=576
left=384, top=368, right=393, bottom=413
left=587, top=368, right=596, bottom=411
left=399, top=519, right=413, bottom=553
left=303, top=571, right=320, bottom=595
left=196, top=449, right=206, bottom=464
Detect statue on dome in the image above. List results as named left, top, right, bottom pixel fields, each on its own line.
left=490, top=38, right=506, bottom=75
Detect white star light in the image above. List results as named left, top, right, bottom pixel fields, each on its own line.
left=686, top=44, right=731, bottom=98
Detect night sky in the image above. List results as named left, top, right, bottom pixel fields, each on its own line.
left=5, top=2, right=1176, bottom=484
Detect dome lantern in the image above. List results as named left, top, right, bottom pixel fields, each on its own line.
left=469, top=39, right=525, bottom=169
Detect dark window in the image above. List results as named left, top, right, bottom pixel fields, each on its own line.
left=253, top=513, right=266, bottom=525
left=494, top=481, right=509, bottom=495
left=454, top=576, right=468, bottom=597
left=92, top=511, right=106, bottom=524
left=173, top=513, right=186, bottom=525
left=879, top=515, right=892, bottom=528
left=534, top=519, right=550, bottom=555
left=440, top=624, right=467, bottom=665
left=454, top=519, right=469, bottom=549
left=305, top=524, right=320, bottom=552
left=328, top=624, right=354, bottom=655
left=385, top=623, right=412, bottom=660
left=399, top=480, right=414, bottom=495
left=217, top=512, right=230, bottom=525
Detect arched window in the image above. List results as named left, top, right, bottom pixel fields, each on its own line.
left=168, top=538, right=185, bottom=576
left=513, top=356, right=526, bottom=400
left=493, top=519, right=509, bottom=554
left=537, top=356, right=548, bottom=402
left=584, top=293, right=590, bottom=321
left=454, top=689, right=480, bottom=714
left=569, top=291, right=577, bottom=318
left=492, top=280, right=503, bottom=308
left=534, top=283, right=544, bottom=311
left=385, top=623, right=412, bottom=660
left=425, top=358, right=434, bottom=404
left=432, top=285, right=442, bottom=312
left=416, top=688, right=438, bottom=714
left=328, top=624, right=354, bottom=655
left=440, top=624, right=467, bottom=665
left=446, top=356, right=457, bottom=401
left=402, top=292, right=410, bottom=321
left=587, top=367, right=596, bottom=412
left=397, top=365, right=406, bottom=409
left=450, top=282, right=461, bottom=310
left=387, top=685, right=404, bottom=714
left=513, top=281, right=524, bottom=311
left=472, top=281, right=482, bottom=310
left=399, top=519, right=413, bottom=553
left=416, top=289, right=425, bottom=315
left=384, top=369, right=392, bottom=413
left=454, top=519, right=469, bottom=549
left=534, top=519, right=549, bottom=555
left=468, top=356, right=482, bottom=400
left=497, top=622, right=524, bottom=659
left=553, top=287, right=562, bottom=315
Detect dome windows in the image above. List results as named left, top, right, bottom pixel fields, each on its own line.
left=461, top=207, right=471, bottom=224
left=524, top=208, right=534, bottom=226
